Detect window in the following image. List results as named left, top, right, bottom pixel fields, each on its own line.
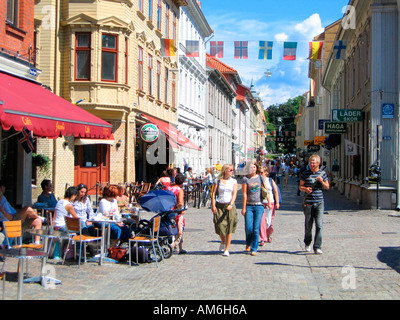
left=6, top=0, right=18, bottom=26
left=101, top=34, right=118, bottom=82
left=148, top=54, right=153, bottom=95
left=165, top=3, right=170, bottom=38
left=125, top=37, right=128, bottom=84
left=173, top=12, right=177, bottom=45
left=148, top=0, right=153, bottom=20
left=157, top=0, right=162, bottom=31
left=138, top=46, right=143, bottom=90
left=138, top=0, right=143, bottom=13
left=75, top=33, right=91, bottom=80
left=157, top=61, right=161, bottom=100
left=172, top=72, right=176, bottom=108
left=165, top=67, right=169, bottom=104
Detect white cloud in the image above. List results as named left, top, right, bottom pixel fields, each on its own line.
left=294, top=13, right=324, bottom=40
left=274, top=33, right=288, bottom=42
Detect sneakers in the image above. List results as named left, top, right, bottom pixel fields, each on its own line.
left=314, top=249, right=323, bottom=255
left=250, top=251, right=257, bottom=256
left=219, top=243, right=225, bottom=252
left=305, top=245, right=323, bottom=254
left=222, top=251, right=229, bottom=257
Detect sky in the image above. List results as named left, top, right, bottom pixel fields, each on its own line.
left=200, top=0, right=350, bottom=108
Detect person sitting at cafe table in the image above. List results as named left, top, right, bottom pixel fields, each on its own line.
left=98, top=185, right=131, bottom=247
left=0, top=180, right=42, bottom=245
left=37, top=179, right=58, bottom=208
left=53, top=186, right=79, bottom=233
left=72, top=183, right=96, bottom=235
left=116, top=185, right=130, bottom=212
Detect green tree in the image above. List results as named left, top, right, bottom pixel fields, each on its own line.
left=265, top=96, right=301, bottom=154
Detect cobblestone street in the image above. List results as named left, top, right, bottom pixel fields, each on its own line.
left=2, top=177, right=400, bottom=303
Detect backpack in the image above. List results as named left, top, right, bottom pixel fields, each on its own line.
left=269, top=178, right=282, bottom=204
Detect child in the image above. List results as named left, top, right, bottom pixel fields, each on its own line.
left=167, top=174, right=187, bottom=254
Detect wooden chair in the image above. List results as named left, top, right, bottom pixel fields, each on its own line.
left=63, top=217, right=102, bottom=268
left=128, top=216, right=164, bottom=267
left=138, top=182, right=152, bottom=199
left=3, top=221, right=43, bottom=250
left=3, top=220, right=44, bottom=278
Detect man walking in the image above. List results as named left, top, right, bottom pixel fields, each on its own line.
left=299, top=155, right=329, bottom=254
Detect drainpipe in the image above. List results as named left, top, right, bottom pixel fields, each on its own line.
left=397, top=0, right=400, bottom=210
left=52, top=0, right=60, bottom=194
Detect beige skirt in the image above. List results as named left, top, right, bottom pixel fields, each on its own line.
left=213, top=202, right=238, bottom=236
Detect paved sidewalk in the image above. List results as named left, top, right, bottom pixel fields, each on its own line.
left=2, top=176, right=400, bottom=301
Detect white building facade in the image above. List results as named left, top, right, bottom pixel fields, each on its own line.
left=177, top=0, right=213, bottom=174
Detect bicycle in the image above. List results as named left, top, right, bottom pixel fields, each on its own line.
left=199, top=182, right=213, bottom=208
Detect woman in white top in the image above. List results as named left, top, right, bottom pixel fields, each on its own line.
left=72, top=184, right=95, bottom=235
left=98, top=185, right=130, bottom=247
left=211, top=164, right=238, bottom=257
left=54, top=187, right=79, bottom=232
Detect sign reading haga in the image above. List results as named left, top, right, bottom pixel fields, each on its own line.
left=325, top=122, right=347, bottom=134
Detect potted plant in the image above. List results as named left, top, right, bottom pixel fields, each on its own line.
left=32, top=153, right=51, bottom=175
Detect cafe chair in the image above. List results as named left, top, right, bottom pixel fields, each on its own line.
left=3, top=221, right=43, bottom=250
left=2, top=220, right=44, bottom=279
left=64, top=216, right=102, bottom=268
left=128, top=215, right=164, bottom=268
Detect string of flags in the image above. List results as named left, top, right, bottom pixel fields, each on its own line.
left=161, top=38, right=347, bottom=61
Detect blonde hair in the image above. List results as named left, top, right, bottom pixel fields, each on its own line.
left=219, top=164, right=234, bottom=179
left=309, top=154, right=321, bottom=163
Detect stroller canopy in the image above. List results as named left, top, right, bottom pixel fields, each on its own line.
left=139, top=189, right=177, bottom=213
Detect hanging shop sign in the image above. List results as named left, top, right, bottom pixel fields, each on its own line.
left=139, top=122, right=160, bottom=143
left=304, top=140, right=314, bottom=146
left=314, top=136, right=328, bottom=145
left=325, top=122, right=347, bottom=134
left=332, top=109, right=363, bottom=122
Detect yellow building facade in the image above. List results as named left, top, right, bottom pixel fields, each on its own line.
left=33, top=0, right=186, bottom=198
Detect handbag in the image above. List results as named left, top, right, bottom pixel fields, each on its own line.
left=107, top=246, right=128, bottom=262
left=259, top=176, right=269, bottom=201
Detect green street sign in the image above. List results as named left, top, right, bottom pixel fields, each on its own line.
left=325, top=122, right=347, bottom=134
left=332, top=109, right=363, bottom=122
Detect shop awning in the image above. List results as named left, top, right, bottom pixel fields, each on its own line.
left=0, top=72, right=113, bottom=139
left=141, top=113, right=201, bottom=151
left=74, top=138, right=115, bottom=145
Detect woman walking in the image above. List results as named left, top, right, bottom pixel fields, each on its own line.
left=211, top=164, right=238, bottom=257
left=259, top=167, right=280, bottom=245
left=242, top=162, right=272, bottom=256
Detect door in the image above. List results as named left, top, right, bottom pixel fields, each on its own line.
left=74, top=144, right=110, bottom=195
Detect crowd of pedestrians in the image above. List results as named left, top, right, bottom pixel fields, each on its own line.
left=0, top=154, right=329, bottom=262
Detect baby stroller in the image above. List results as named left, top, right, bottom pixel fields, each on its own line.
left=131, top=190, right=185, bottom=260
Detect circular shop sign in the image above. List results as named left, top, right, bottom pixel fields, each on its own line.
left=140, top=122, right=160, bottom=143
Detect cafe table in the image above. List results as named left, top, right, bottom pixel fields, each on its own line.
left=26, top=229, right=69, bottom=285
left=87, top=217, right=120, bottom=265
left=0, top=248, right=47, bottom=300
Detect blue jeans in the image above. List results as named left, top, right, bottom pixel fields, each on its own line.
left=244, top=205, right=264, bottom=252
left=303, top=201, right=324, bottom=250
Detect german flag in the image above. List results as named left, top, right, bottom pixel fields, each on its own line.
left=161, top=39, right=175, bottom=57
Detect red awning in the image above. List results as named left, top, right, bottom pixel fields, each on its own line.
left=0, top=72, right=113, bottom=139
left=141, top=114, right=201, bottom=151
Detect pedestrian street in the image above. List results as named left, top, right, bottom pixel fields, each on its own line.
left=2, top=176, right=400, bottom=301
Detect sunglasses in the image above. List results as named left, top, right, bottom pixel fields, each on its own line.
left=227, top=169, right=234, bottom=172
